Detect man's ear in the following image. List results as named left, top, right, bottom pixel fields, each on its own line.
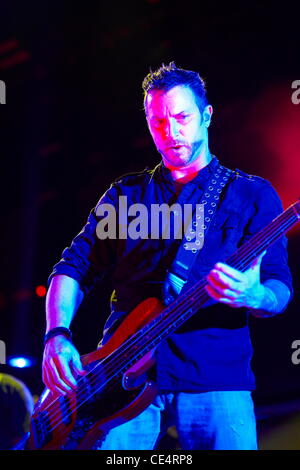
left=202, top=105, right=213, bottom=127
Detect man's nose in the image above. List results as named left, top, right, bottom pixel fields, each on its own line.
left=165, top=118, right=179, bottom=138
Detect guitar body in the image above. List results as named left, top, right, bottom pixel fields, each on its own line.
left=26, top=297, right=164, bottom=450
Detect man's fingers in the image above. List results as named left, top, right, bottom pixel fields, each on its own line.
left=53, top=356, right=78, bottom=389
left=205, top=284, right=245, bottom=308
left=205, top=283, right=238, bottom=303
left=46, top=372, right=68, bottom=395
left=48, top=357, right=73, bottom=394
left=213, top=263, right=244, bottom=282
left=206, top=278, right=239, bottom=299
left=207, top=269, right=242, bottom=292
left=42, top=365, right=52, bottom=391
left=42, top=338, right=85, bottom=395
left=71, top=356, right=87, bottom=377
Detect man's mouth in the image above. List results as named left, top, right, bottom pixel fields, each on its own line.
left=169, top=144, right=185, bottom=150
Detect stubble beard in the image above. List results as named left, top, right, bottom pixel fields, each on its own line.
left=160, top=139, right=205, bottom=168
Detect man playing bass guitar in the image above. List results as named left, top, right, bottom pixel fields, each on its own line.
left=42, top=63, right=293, bottom=450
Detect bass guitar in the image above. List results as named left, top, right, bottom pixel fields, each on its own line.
left=26, top=199, right=300, bottom=449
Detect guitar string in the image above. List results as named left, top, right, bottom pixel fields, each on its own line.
left=39, top=208, right=297, bottom=436
left=38, top=208, right=297, bottom=437
left=38, top=208, right=297, bottom=435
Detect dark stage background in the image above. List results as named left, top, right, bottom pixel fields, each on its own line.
left=0, top=0, right=299, bottom=449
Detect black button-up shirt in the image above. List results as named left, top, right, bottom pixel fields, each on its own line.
left=49, top=156, right=293, bottom=392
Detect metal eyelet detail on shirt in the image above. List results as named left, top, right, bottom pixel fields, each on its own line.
left=208, top=209, right=213, bottom=215
left=211, top=202, right=216, bottom=207
left=186, top=236, right=191, bottom=241
left=212, top=179, right=216, bottom=184
left=217, top=189, right=222, bottom=193
left=192, top=249, right=197, bottom=254
left=184, top=243, right=188, bottom=249
left=195, top=240, right=201, bottom=245
left=220, top=182, right=225, bottom=187
left=214, top=195, right=219, bottom=200
left=204, top=193, right=210, bottom=198
left=209, top=186, right=213, bottom=191
left=193, top=221, right=198, bottom=226
left=203, top=200, right=207, bottom=205
left=205, top=217, right=210, bottom=222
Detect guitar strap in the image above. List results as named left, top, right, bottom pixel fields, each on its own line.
left=162, top=161, right=234, bottom=305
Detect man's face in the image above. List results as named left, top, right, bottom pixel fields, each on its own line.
left=145, top=85, right=211, bottom=168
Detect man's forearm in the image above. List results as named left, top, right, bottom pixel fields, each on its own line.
left=251, top=279, right=291, bottom=318
left=46, top=274, right=84, bottom=332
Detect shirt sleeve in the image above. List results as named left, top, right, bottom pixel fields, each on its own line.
left=243, top=179, right=294, bottom=299
left=48, top=184, right=118, bottom=296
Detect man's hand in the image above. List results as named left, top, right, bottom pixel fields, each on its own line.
left=42, top=335, right=86, bottom=395
left=205, top=252, right=267, bottom=309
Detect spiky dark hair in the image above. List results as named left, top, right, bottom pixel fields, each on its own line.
left=142, top=61, right=208, bottom=112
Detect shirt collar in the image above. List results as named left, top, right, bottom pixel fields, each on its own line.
left=155, top=155, right=220, bottom=191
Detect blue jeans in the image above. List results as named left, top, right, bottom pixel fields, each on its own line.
left=95, top=391, right=257, bottom=450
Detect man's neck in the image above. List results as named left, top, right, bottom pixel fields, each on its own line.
left=164, top=151, right=212, bottom=183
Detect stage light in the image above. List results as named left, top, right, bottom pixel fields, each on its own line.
left=35, top=285, right=46, bottom=297
left=8, top=356, right=34, bottom=368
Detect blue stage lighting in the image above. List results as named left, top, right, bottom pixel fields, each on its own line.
left=8, top=356, right=34, bottom=368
